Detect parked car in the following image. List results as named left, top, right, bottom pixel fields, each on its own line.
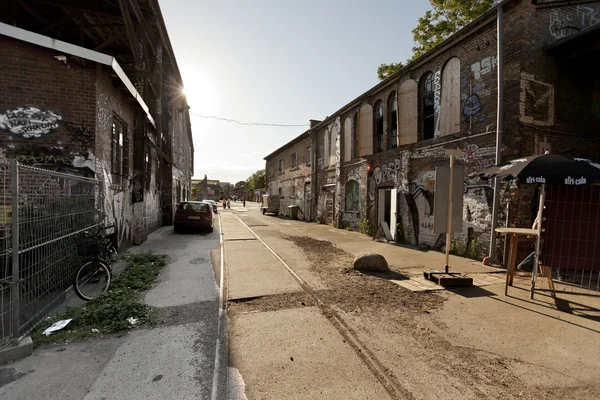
left=202, top=199, right=218, bottom=213
left=174, top=201, right=214, bottom=233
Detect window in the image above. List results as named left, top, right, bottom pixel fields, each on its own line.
left=306, top=146, right=311, bottom=165
left=374, top=101, right=384, bottom=153
left=111, top=114, right=129, bottom=186
left=420, top=72, right=435, bottom=140
left=292, top=152, right=298, bottom=168
left=278, top=159, right=283, bottom=173
left=278, top=187, right=282, bottom=196
left=145, top=145, right=151, bottom=190
left=388, top=93, right=398, bottom=150
left=352, top=112, right=359, bottom=159
left=345, top=180, right=359, bottom=211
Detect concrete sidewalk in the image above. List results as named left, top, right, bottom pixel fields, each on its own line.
left=0, top=226, right=223, bottom=400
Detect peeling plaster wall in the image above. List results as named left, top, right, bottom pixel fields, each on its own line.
left=96, top=73, right=135, bottom=250
left=264, top=133, right=311, bottom=219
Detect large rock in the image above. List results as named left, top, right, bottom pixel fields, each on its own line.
left=353, top=253, right=389, bottom=272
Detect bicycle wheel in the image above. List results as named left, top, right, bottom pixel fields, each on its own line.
left=73, top=259, right=111, bottom=301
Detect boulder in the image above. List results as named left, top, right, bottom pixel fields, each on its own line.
left=353, top=253, right=389, bottom=272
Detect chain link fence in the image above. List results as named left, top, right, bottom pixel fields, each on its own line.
left=0, top=160, right=102, bottom=348
left=0, top=161, right=12, bottom=350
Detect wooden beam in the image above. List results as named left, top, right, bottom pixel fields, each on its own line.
left=39, top=11, right=78, bottom=34
left=18, top=0, right=51, bottom=25
left=117, top=0, right=142, bottom=65
left=27, top=0, right=122, bottom=19
left=127, top=0, right=157, bottom=57
left=94, top=33, right=122, bottom=51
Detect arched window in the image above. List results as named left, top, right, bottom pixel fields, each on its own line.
left=420, top=72, right=435, bottom=140
left=352, top=112, right=359, bottom=159
left=344, top=117, right=352, bottom=162
left=388, top=92, right=397, bottom=150
left=374, top=100, right=384, bottom=152
left=345, top=180, right=359, bottom=211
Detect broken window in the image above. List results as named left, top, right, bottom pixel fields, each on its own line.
left=111, top=114, right=128, bottom=186
left=388, top=92, right=398, bottom=150
left=374, top=101, right=384, bottom=153
left=420, top=72, right=435, bottom=140
left=352, top=112, right=359, bottom=159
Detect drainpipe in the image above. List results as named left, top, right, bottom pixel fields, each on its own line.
left=489, top=4, right=504, bottom=260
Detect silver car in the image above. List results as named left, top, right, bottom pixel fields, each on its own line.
left=202, top=200, right=218, bottom=213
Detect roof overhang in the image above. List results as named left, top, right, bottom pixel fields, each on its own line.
left=0, top=22, right=156, bottom=128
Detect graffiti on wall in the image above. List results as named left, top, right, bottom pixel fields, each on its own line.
left=333, top=117, right=342, bottom=226
left=470, top=56, right=497, bottom=81
left=372, top=158, right=402, bottom=186
left=434, top=70, right=442, bottom=137
left=520, top=73, right=555, bottom=127
left=0, top=107, right=63, bottom=138
left=549, top=5, right=599, bottom=40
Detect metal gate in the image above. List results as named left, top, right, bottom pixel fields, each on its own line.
left=539, top=184, right=600, bottom=295
left=1, top=160, right=102, bottom=349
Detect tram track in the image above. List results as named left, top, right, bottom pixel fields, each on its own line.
left=229, top=212, right=413, bottom=400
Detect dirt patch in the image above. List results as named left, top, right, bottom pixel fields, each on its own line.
left=283, top=235, right=598, bottom=399
left=227, top=292, right=315, bottom=315
left=284, top=235, right=443, bottom=314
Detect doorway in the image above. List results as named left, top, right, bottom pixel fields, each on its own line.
left=378, top=188, right=397, bottom=240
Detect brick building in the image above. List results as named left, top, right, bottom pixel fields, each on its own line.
left=264, top=0, right=600, bottom=258
left=0, top=0, right=193, bottom=249
left=264, top=128, right=313, bottom=219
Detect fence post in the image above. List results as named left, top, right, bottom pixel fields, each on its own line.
left=11, top=159, right=20, bottom=344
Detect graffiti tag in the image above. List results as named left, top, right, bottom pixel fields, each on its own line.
left=471, top=56, right=497, bottom=80
left=372, top=158, right=401, bottom=185
left=0, top=107, right=63, bottom=138
left=433, top=70, right=442, bottom=137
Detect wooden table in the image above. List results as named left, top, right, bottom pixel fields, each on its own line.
left=495, top=228, right=555, bottom=297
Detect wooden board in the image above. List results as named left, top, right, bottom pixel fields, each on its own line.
left=343, top=117, right=352, bottom=162
left=373, top=221, right=393, bottom=241
left=440, top=58, right=461, bottom=137
left=399, top=80, right=418, bottom=145
left=358, top=104, right=373, bottom=156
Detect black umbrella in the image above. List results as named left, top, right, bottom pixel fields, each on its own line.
left=479, top=153, right=600, bottom=185
left=476, top=153, right=600, bottom=299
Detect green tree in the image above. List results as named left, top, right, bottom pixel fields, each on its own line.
left=377, top=0, right=494, bottom=80
left=377, top=62, right=405, bottom=80
left=245, top=169, right=265, bottom=200
left=412, top=0, right=494, bottom=59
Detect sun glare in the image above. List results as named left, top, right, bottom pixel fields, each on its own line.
left=180, top=68, right=218, bottom=115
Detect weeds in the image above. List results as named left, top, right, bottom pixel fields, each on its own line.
left=358, top=219, right=372, bottom=236
left=449, top=238, right=484, bottom=260
left=32, top=252, right=167, bottom=348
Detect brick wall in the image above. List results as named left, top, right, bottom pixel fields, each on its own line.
left=96, top=70, right=136, bottom=249
left=265, top=133, right=312, bottom=219
left=0, top=35, right=96, bottom=171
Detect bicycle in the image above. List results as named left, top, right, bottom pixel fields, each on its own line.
left=73, top=225, right=117, bottom=301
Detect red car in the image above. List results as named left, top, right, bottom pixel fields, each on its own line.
left=174, top=201, right=214, bottom=233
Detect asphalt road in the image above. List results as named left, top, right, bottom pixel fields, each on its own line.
left=0, top=224, right=224, bottom=400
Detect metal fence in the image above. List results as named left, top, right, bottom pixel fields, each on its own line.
left=538, top=184, right=600, bottom=295
left=0, top=159, right=102, bottom=349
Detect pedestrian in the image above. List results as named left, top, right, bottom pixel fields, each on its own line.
left=222, top=198, right=226, bottom=209
left=243, top=198, right=246, bottom=207
left=227, top=198, right=231, bottom=209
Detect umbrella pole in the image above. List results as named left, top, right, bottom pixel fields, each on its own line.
left=530, top=184, right=546, bottom=299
